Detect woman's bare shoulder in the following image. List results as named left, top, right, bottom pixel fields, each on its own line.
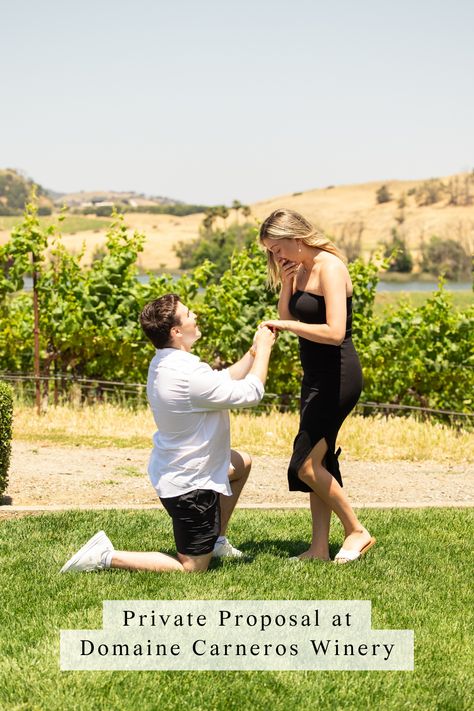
left=317, top=252, right=348, bottom=274
left=318, top=254, right=352, bottom=294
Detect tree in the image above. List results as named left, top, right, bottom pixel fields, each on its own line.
left=463, top=175, right=473, bottom=206
left=415, top=179, right=445, bottom=206
left=397, top=193, right=407, bottom=209
left=202, top=207, right=218, bottom=231
left=175, top=223, right=257, bottom=280
left=420, top=236, right=471, bottom=281
left=216, top=205, right=229, bottom=229
left=376, top=185, right=393, bottom=204
left=0, top=169, right=51, bottom=215
left=95, top=205, right=115, bottom=217
left=231, top=200, right=242, bottom=224
left=337, top=222, right=364, bottom=262
left=384, top=229, right=413, bottom=273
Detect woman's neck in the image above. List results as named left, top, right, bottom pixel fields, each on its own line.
left=299, top=246, right=321, bottom=272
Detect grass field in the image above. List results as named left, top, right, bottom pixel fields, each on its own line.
left=11, top=405, right=474, bottom=461
left=374, top=289, right=473, bottom=315
left=0, top=508, right=472, bottom=710
left=0, top=215, right=111, bottom=233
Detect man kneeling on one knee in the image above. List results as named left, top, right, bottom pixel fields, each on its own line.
left=60, top=293, right=275, bottom=574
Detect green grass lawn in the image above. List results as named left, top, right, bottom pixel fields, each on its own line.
left=0, top=215, right=111, bottom=234
left=1, top=508, right=472, bottom=711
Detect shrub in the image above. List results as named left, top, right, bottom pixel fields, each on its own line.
left=397, top=193, right=407, bottom=209
left=415, top=179, right=445, bottom=206
left=360, top=289, right=474, bottom=412
left=376, top=185, right=392, bottom=204
left=95, top=205, right=114, bottom=217
left=0, top=381, right=13, bottom=498
left=337, top=222, right=364, bottom=261
left=0, top=205, right=20, bottom=216
left=175, top=223, right=256, bottom=280
left=384, top=229, right=413, bottom=273
left=122, top=203, right=208, bottom=216
left=421, top=236, right=471, bottom=280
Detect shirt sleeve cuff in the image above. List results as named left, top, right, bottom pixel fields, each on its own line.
left=245, top=372, right=265, bottom=394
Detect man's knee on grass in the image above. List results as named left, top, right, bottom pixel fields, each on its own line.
left=230, top=449, right=252, bottom=482
left=178, top=552, right=212, bottom=573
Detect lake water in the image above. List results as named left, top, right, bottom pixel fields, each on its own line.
left=375, top=281, right=472, bottom=292
left=21, top=276, right=472, bottom=293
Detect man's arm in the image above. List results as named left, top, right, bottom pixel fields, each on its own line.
left=189, top=364, right=264, bottom=411
left=226, top=350, right=255, bottom=380
left=248, top=327, right=274, bottom=385
left=226, top=326, right=277, bottom=380
left=189, top=328, right=275, bottom=411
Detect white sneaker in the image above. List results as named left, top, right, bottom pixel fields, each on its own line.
left=212, top=538, right=243, bottom=558
left=60, top=530, right=114, bottom=573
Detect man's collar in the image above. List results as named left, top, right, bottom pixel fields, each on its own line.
left=155, top=347, right=198, bottom=361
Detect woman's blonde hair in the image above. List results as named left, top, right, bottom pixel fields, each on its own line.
left=259, top=208, right=346, bottom=288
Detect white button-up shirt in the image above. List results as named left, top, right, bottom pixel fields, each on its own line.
left=146, top=348, right=265, bottom=498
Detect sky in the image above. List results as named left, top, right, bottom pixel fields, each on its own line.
left=1, top=0, right=473, bottom=205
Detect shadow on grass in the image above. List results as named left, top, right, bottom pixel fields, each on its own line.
left=225, top=539, right=358, bottom=563
left=215, top=538, right=336, bottom=559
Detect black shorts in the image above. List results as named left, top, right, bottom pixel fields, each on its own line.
left=159, top=489, right=221, bottom=556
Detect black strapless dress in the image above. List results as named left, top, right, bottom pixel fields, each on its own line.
left=287, top=291, right=363, bottom=491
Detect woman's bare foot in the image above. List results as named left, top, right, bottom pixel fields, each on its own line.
left=334, top=528, right=375, bottom=564
left=292, top=548, right=330, bottom=562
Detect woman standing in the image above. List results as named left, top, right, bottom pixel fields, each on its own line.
left=260, top=209, right=375, bottom=563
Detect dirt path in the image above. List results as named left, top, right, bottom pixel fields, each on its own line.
left=1, top=442, right=473, bottom=518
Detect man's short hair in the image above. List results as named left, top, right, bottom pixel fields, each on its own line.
left=140, top=293, right=181, bottom=349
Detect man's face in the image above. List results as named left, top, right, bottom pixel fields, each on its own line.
left=173, top=301, right=201, bottom=349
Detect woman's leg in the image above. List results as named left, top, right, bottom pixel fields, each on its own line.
left=295, top=493, right=331, bottom=560
left=298, top=439, right=372, bottom=557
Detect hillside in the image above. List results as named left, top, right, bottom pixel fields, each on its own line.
left=116, top=174, right=471, bottom=271
left=0, top=168, right=193, bottom=213
left=53, top=189, right=183, bottom=209
left=251, top=175, right=474, bottom=257
left=1, top=171, right=473, bottom=272
left=0, top=169, right=53, bottom=215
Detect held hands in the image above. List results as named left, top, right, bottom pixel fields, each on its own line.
left=259, top=319, right=287, bottom=332
left=253, top=325, right=276, bottom=352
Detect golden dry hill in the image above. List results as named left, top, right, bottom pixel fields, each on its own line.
left=1, top=173, right=473, bottom=272
left=251, top=175, right=473, bottom=257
